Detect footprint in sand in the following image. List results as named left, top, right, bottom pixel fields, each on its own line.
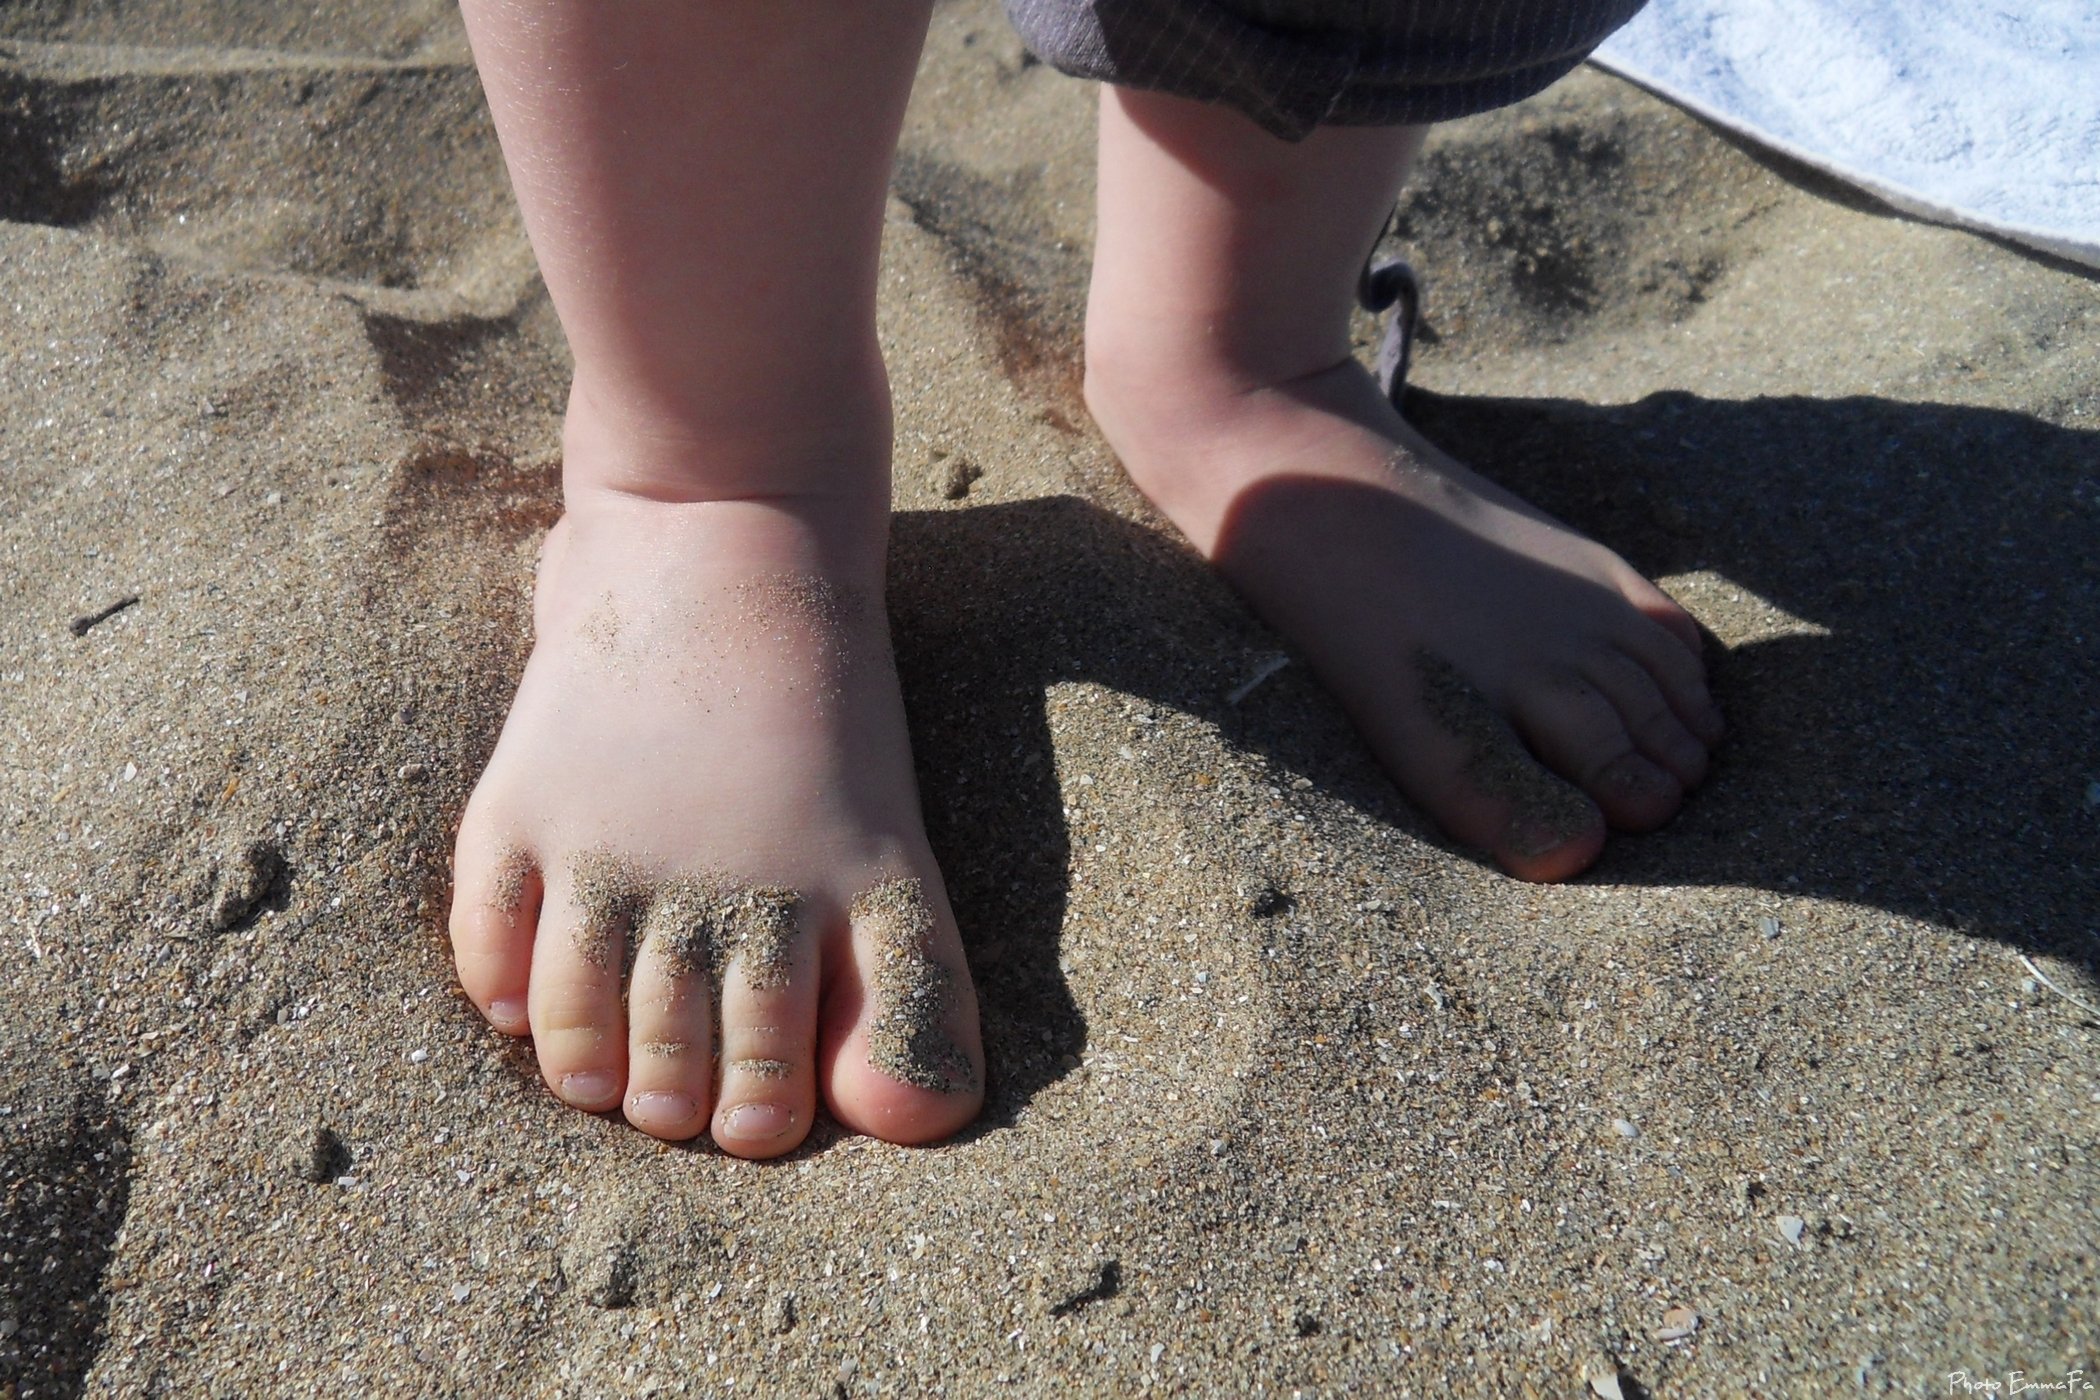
left=0, top=31, right=517, bottom=292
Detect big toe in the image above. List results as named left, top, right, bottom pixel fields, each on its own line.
left=1489, top=788, right=1608, bottom=883
left=821, top=875, right=984, bottom=1146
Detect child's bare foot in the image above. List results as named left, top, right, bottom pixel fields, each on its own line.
left=451, top=2, right=974, bottom=1151
left=1087, top=350, right=1720, bottom=881
left=1088, top=88, right=1720, bottom=882
left=447, top=419, right=982, bottom=1155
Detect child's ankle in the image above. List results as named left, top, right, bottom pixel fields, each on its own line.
left=559, top=363, right=895, bottom=510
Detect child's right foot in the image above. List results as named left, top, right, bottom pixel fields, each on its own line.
left=450, top=0, right=976, bottom=1149
left=446, top=415, right=983, bottom=1156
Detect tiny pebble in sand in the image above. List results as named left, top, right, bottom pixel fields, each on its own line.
left=1654, top=1304, right=1700, bottom=1341
left=934, top=455, right=983, bottom=500
left=286, top=1120, right=348, bottom=1184
left=208, top=837, right=282, bottom=931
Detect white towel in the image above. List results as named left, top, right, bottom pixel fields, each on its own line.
left=1592, top=1, right=2100, bottom=269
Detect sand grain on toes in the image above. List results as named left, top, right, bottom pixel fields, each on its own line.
left=567, top=849, right=649, bottom=970
left=727, top=1057, right=793, bottom=1080
left=569, top=865, right=802, bottom=991
left=705, top=883, right=800, bottom=990
left=634, top=878, right=720, bottom=984
left=487, top=845, right=535, bottom=914
left=732, top=572, right=868, bottom=702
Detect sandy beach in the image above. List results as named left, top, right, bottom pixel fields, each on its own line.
left=3, top=1, right=2096, bottom=1393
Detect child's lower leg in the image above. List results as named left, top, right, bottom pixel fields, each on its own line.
left=1084, top=86, right=1723, bottom=881
left=449, top=0, right=982, bottom=1155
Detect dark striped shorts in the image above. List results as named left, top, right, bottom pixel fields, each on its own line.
left=1001, top=0, right=1648, bottom=139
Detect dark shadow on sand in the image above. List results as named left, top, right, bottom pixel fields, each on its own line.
left=890, top=390, right=2097, bottom=1124
left=889, top=496, right=1293, bottom=1128
left=0, top=1087, right=133, bottom=1397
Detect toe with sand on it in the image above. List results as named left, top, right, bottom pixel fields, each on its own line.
left=449, top=830, right=542, bottom=1037
left=450, top=837, right=984, bottom=1152
left=1400, top=610, right=1719, bottom=883
left=818, top=875, right=985, bottom=1147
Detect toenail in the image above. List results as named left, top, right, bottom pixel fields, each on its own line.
left=1507, top=803, right=1592, bottom=859
left=720, top=1102, right=795, bottom=1141
left=628, top=1091, right=697, bottom=1128
left=1506, top=819, right=1565, bottom=859
left=488, top=997, right=526, bottom=1028
left=560, top=1071, right=620, bottom=1108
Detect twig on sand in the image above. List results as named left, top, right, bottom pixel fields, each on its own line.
left=69, top=594, right=140, bottom=637
left=2017, top=953, right=2100, bottom=1019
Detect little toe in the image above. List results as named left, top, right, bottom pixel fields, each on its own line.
left=448, top=832, right=539, bottom=1035
left=708, top=886, right=820, bottom=1159
left=822, top=875, right=984, bottom=1146
left=622, top=889, right=722, bottom=1141
left=1511, top=673, right=1686, bottom=833
left=528, top=861, right=640, bottom=1114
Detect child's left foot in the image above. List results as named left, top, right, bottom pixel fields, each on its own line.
left=1086, top=344, right=1722, bottom=881
left=1086, top=88, right=1721, bottom=881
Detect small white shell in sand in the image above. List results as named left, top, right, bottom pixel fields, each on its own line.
left=1654, top=1304, right=1701, bottom=1341
left=1582, top=1356, right=1626, bottom=1399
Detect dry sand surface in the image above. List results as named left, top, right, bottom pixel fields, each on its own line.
left=3, top=1, right=2097, bottom=1394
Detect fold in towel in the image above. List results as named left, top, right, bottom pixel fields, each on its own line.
left=1592, top=1, right=2100, bottom=269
